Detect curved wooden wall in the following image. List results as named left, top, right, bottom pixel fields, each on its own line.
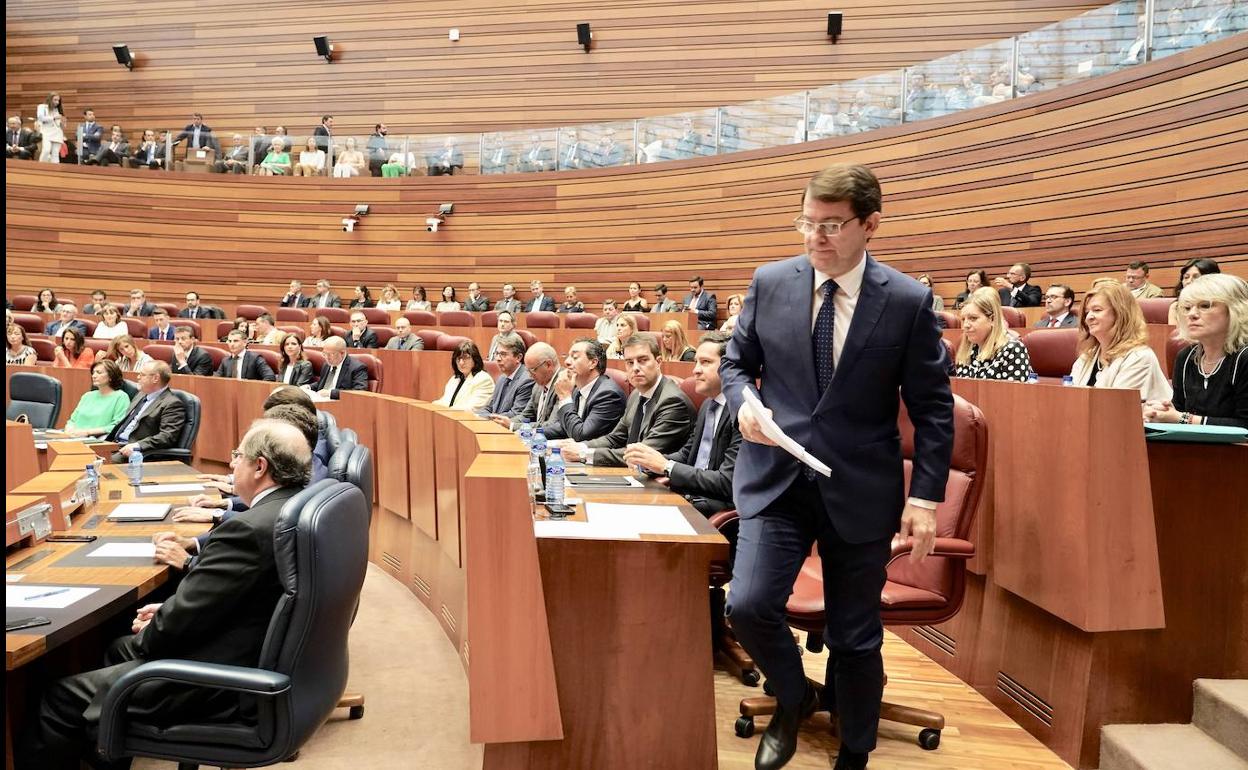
left=4, top=0, right=1105, bottom=134
left=5, top=37, right=1247, bottom=308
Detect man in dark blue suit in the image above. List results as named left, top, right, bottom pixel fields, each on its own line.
left=314, top=337, right=370, bottom=399
left=720, top=164, right=953, bottom=770
left=524, top=280, right=557, bottom=313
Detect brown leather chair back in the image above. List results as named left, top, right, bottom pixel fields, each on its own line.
left=11, top=314, right=45, bottom=335
left=515, top=329, right=538, bottom=350
left=169, top=319, right=201, bottom=339
left=276, top=307, right=308, bottom=322
left=679, top=376, right=707, bottom=413
left=359, top=308, right=389, bottom=325
left=630, top=313, right=651, bottom=331
left=354, top=354, right=383, bottom=392
left=145, top=344, right=176, bottom=365
left=1139, top=298, right=1175, bottom=325
left=565, top=312, right=598, bottom=329
left=318, top=307, right=351, bottom=324
left=525, top=311, right=560, bottom=329
left=303, top=348, right=326, bottom=377
left=415, top=330, right=443, bottom=351
left=438, top=310, right=474, bottom=327
left=372, top=326, right=396, bottom=347
left=1022, top=328, right=1080, bottom=379
left=436, top=334, right=471, bottom=352
left=603, top=367, right=632, bottom=396
left=1000, top=307, right=1026, bottom=328
left=403, top=310, right=438, bottom=327
left=236, top=304, right=269, bottom=320
left=30, top=337, right=57, bottom=363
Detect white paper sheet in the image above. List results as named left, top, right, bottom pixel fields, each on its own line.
left=742, top=390, right=832, bottom=477
left=6, top=585, right=98, bottom=609
left=533, top=519, right=630, bottom=539
left=135, top=484, right=205, bottom=495
left=585, top=503, right=697, bottom=538
left=87, top=542, right=157, bottom=558
left=107, top=503, right=171, bottom=521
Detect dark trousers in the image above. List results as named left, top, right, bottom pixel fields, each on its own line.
left=726, top=476, right=891, bottom=753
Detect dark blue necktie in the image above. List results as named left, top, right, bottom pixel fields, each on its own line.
left=813, top=279, right=839, bottom=393
left=693, top=401, right=720, bottom=469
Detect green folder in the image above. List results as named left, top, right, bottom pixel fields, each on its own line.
left=1144, top=423, right=1248, bottom=444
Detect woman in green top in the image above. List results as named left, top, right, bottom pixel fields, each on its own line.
left=64, top=360, right=132, bottom=436
left=258, top=137, right=292, bottom=175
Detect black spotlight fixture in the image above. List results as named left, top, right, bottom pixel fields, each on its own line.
left=313, top=35, right=334, bottom=63
left=576, top=23, right=592, bottom=52
left=826, top=12, right=843, bottom=43
left=112, top=44, right=134, bottom=70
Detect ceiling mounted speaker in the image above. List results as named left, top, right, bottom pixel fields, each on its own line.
left=314, top=35, right=334, bottom=62
left=827, top=12, right=843, bottom=42
left=577, top=23, right=592, bottom=52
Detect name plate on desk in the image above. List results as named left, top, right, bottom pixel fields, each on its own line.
left=11, top=501, right=53, bottom=542
left=195, top=149, right=207, bottom=159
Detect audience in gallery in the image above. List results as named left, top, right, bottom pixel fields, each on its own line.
left=556, top=334, right=694, bottom=466
left=916, top=273, right=945, bottom=312
left=85, top=125, right=129, bottom=167
left=6, top=115, right=38, bottom=160
left=1123, top=260, right=1164, bottom=299
left=345, top=311, right=379, bottom=349
left=436, top=285, right=461, bottom=312
left=385, top=317, right=424, bottom=350
left=953, top=287, right=1035, bottom=381
left=406, top=286, right=432, bottom=311
left=101, top=333, right=154, bottom=372
left=45, top=302, right=87, bottom=337
left=660, top=319, right=697, bottom=362
left=463, top=282, right=490, bottom=312
left=1034, top=284, right=1079, bottom=328
left=542, top=338, right=626, bottom=441
left=147, top=308, right=177, bottom=341
left=605, top=312, right=639, bottom=359
left=6, top=324, right=37, bottom=365
left=215, top=330, right=276, bottom=381
left=349, top=285, right=374, bottom=309
left=31, top=288, right=59, bottom=313
left=332, top=136, right=367, bottom=177
left=994, top=262, right=1043, bottom=308
left=433, top=339, right=495, bottom=410
left=1169, top=258, right=1221, bottom=324
left=559, top=286, right=584, bottom=314
left=257, top=137, right=291, bottom=175
left=304, top=315, right=332, bottom=348
left=170, top=326, right=213, bottom=377
left=92, top=304, right=129, bottom=338
left=624, top=330, right=740, bottom=516
left=486, top=311, right=522, bottom=360
left=292, top=137, right=325, bottom=177
left=62, top=360, right=130, bottom=436
left=53, top=327, right=95, bottom=369
left=621, top=282, right=649, bottom=311
left=252, top=313, right=282, bottom=346
left=494, top=283, right=522, bottom=314
left=1068, top=282, right=1171, bottom=401
left=313, top=336, right=369, bottom=398
left=376, top=284, right=402, bottom=312
left=719, top=294, right=744, bottom=333
left=652, top=283, right=680, bottom=313
left=954, top=270, right=989, bottom=310
left=484, top=335, right=534, bottom=418
left=595, top=300, right=621, bottom=344
left=277, top=333, right=315, bottom=386
left=1144, top=273, right=1247, bottom=429
left=280, top=280, right=307, bottom=308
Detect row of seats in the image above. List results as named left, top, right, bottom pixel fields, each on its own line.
left=233, top=307, right=631, bottom=330
left=936, top=297, right=1176, bottom=329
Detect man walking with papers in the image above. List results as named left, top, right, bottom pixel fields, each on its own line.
left=719, top=164, right=953, bottom=770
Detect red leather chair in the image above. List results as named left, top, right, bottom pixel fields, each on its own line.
left=436, top=335, right=471, bottom=352
left=415, top=330, right=443, bottom=351
left=936, top=311, right=959, bottom=329
left=276, top=307, right=308, bottom=322
left=123, top=318, right=148, bottom=338
left=201, top=346, right=229, bottom=373
left=253, top=349, right=281, bottom=375
left=277, top=325, right=304, bottom=338
left=318, top=308, right=351, bottom=324
left=216, top=321, right=236, bottom=341
left=515, top=329, right=538, bottom=350
left=169, top=319, right=201, bottom=339
left=155, top=303, right=180, bottom=317
left=679, top=376, right=707, bottom=413
left=1166, top=332, right=1188, bottom=376
left=12, top=314, right=45, bottom=335
left=1139, top=298, right=1176, bottom=325
left=484, top=361, right=502, bottom=379
left=603, top=366, right=632, bottom=396
left=359, top=308, right=389, bottom=325
left=85, top=338, right=111, bottom=356
left=565, top=312, right=598, bottom=329
left=1000, top=307, right=1026, bottom=328
left=354, top=354, right=383, bottom=392
left=145, top=344, right=176, bottom=365
left=480, top=311, right=499, bottom=328
left=30, top=338, right=57, bottom=363
left=403, top=310, right=438, bottom=327
left=236, top=304, right=268, bottom=321
left=1022, top=328, right=1079, bottom=380
left=11, top=294, right=37, bottom=311
left=438, top=311, right=474, bottom=327
left=303, top=348, right=326, bottom=377
left=76, top=318, right=98, bottom=336
left=372, top=326, right=396, bottom=348
left=525, top=311, right=560, bottom=329
left=330, top=325, right=349, bottom=339
left=735, top=395, right=988, bottom=751
left=629, top=312, right=651, bottom=331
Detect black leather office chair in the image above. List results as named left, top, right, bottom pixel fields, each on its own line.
left=6, top=371, right=62, bottom=428
left=330, top=443, right=373, bottom=720
left=143, top=390, right=200, bottom=462
left=317, top=410, right=341, bottom=454
left=96, top=480, right=370, bottom=769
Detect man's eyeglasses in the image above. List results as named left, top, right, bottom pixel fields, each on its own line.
left=230, top=449, right=244, bottom=460
left=1044, top=294, right=1067, bottom=301
left=794, top=217, right=853, bottom=237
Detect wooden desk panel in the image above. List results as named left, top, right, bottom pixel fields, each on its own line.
left=374, top=348, right=420, bottom=400
left=375, top=396, right=410, bottom=520
left=406, top=405, right=437, bottom=538
left=6, top=421, right=39, bottom=493
left=171, top=374, right=240, bottom=463
left=433, top=414, right=464, bottom=568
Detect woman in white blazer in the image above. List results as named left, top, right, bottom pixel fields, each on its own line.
left=36, top=92, right=65, bottom=163
left=1069, top=282, right=1171, bottom=401
left=432, top=340, right=495, bottom=411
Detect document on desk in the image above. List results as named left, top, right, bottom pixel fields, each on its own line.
left=7, top=585, right=98, bottom=609
left=87, top=543, right=157, bottom=559
left=134, top=483, right=205, bottom=496
left=586, top=503, right=697, bottom=538
left=742, top=390, right=831, bottom=477
left=107, top=503, right=171, bottom=521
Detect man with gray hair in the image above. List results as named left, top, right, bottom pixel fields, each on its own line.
left=107, top=360, right=186, bottom=462
left=6, top=115, right=38, bottom=160
left=314, top=336, right=369, bottom=398
left=496, top=341, right=561, bottom=429
left=21, top=419, right=310, bottom=770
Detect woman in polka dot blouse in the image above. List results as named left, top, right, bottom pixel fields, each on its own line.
left=953, top=287, right=1034, bottom=381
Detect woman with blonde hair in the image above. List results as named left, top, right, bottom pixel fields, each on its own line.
left=376, top=284, right=402, bottom=312
left=606, top=313, right=639, bottom=359
left=720, top=294, right=745, bottom=333
left=1144, top=273, right=1247, bottom=428
left=660, top=320, right=696, bottom=362
left=332, top=136, right=366, bottom=178
left=101, top=334, right=153, bottom=372
left=952, top=287, right=1033, bottom=381
left=1069, top=282, right=1170, bottom=400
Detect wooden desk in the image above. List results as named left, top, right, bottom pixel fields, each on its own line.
left=6, top=421, right=39, bottom=492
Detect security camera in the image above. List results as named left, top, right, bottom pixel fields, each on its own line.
left=342, top=217, right=358, bottom=232
left=426, top=217, right=443, bottom=233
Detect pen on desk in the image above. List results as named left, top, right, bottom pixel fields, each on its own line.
left=25, top=588, right=71, bottom=601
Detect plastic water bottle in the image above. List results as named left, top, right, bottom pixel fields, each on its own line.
left=518, top=422, right=534, bottom=450
left=1026, top=372, right=1040, bottom=384
left=545, top=447, right=566, bottom=506
left=532, top=427, right=547, bottom=458
left=84, top=464, right=99, bottom=504
left=527, top=452, right=544, bottom=501
left=1061, top=375, right=1075, bottom=387
left=127, top=448, right=144, bottom=485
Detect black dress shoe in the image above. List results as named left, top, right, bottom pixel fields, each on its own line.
left=833, top=747, right=869, bottom=770
left=754, top=685, right=818, bottom=770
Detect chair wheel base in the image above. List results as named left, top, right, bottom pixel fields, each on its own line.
left=918, top=728, right=941, bottom=750
left=734, top=716, right=755, bottom=738
left=742, top=668, right=761, bottom=687
left=349, top=705, right=365, bottom=720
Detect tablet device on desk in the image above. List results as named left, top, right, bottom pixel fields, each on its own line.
left=107, top=503, right=172, bottom=521
left=566, top=476, right=641, bottom=488
left=1144, top=423, right=1248, bottom=444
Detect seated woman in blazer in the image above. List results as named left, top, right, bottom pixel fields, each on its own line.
left=1144, top=273, right=1247, bottom=428
left=1069, top=282, right=1171, bottom=401
left=953, top=287, right=1034, bottom=381
left=276, top=333, right=315, bottom=386
left=433, top=340, right=495, bottom=411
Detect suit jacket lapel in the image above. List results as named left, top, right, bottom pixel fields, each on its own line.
left=787, top=259, right=820, bottom=406
left=818, top=256, right=889, bottom=412
left=710, top=405, right=732, bottom=465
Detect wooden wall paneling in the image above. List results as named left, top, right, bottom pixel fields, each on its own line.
left=406, top=404, right=438, bottom=538
left=6, top=420, right=41, bottom=493
left=433, top=409, right=464, bottom=569
left=375, top=348, right=420, bottom=400
left=376, top=395, right=410, bottom=520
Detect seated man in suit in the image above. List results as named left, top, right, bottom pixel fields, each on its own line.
left=495, top=342, right=561, bottom=430
left=148, top=307, right=177, bottom=340
left=124, top=289, right=156, bottom=318
left=558, top=334, right=694, bottom=466
left=1123, top=260, right=1164, bottom=299
left=384, top=317, right=424, bottom=350
left=83, top=289, right=110, bottom=316
left=481, top=135, right=511, bottom=175
left=314, top=336, right=370, bottom=398
left=518, top=134, right=553, bottom=173
left=178, top=290, right=213, bottom=320
left=683, top=275, right=719, bottom=330
left=428, top=136, right=464, bottom=176
left=594, top=300, right=621, bottom=344
left=89, top=125, right=129, bottom=167
left=344, top=311, right=379, bottom=349
left=170, top=326, right=213, bottom=376
left=542, top=338, right=626, bottom=441
left=279, top=280, right=307, bottom=308
left=20, top=419, right=310, bottom=770
left=994, top=262, right=1043, bottom=307
left=213, top=132, right=249, bottom=174
left=462, top=282, right=490, bottom=312
left=252, top=313, right=282, bottom=346
left=106, top=361, right=187, bottom=463
left=214, top=330, right=276, bottom=381
left=1035, top=284, right=1078, bottom=328
left=128, top=129, right=165, bottom=169
left=485, top=336, right=534, bottom=419
left=651, top=283, right=680, bottom=313
left=6, top=115, right=39, bottom=160
left=625, top=331, right=740, bottom=515
left=486, top=311, right=522, bottom=360
left=524, top=280, right=556, bottom=313
left=493, top=283, right=522, bottom=315
left=308, top=278, right=341, bottom=309
left=45, top=303, right=88, bottom=337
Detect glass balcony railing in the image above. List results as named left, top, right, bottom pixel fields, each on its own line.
left=41, top=0, right=1244, bottom=178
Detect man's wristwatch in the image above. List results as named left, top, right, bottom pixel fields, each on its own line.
left=664, top=460, right=676, bottom=477
left=182, top=555, right=193, bottom=571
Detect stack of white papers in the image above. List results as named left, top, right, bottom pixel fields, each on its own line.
left=6, top=585, right=98, bottom=609
left=742, top=390, right=831, bottom=476
left=87, top=543, right=157, bottom=558
left=107, top=503, right=171, bottom=521
left=534, top=503, right=696, bottom=540
left=134, top=483, right=205, bottom=496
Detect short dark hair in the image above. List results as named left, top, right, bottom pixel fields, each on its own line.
left=1127, top=261, right=1150, bottom=274
left=689, top=276, right=705, bottom=287
left=496, top=336, right=526, bottom=358
left=91, top=289, right=107, bottom=298
left=623, top=334, right=660, bottom=358
left=263, top=403, right=318, bottom=453
left=185, top=291, right=199, bottom=300
left=1049, top=284, right=1075, bottom=306
left=698, top=330, right=732, bottom=357
left=322, top=115, right=332, bottom=123
left=256, top=312, right=274, bottom=325
left=174, top=325, right=195, bottom=338
left=451, top=340, right=484, bottom=378
left=497, top=310, right=514, bottom=323
left=803, top=164, right=882, bottom=221
left=153, top=307, right=168, bottom=317
left=94, top=359, right=125, bottom=390
left=655, top=283, right=668, bottom=294
left=574, top=337, right=607, bottom=374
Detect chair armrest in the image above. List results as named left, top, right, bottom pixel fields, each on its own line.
left=888, top=537, right=974, bottom=562
left=707, top=509, right=739, bottom=531
left=98, top=659, right=290, bottom=760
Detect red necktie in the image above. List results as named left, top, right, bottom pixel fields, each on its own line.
left=1049, top=318, right=1059, bottom=328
